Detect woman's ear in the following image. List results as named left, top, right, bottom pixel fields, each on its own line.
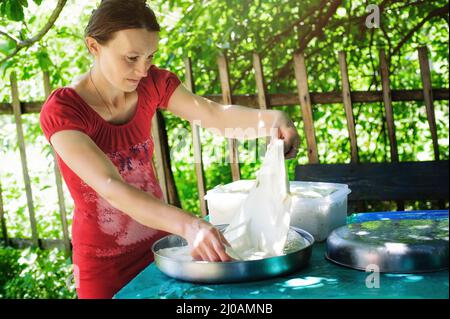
left=85, top=36, right=101, bottom=56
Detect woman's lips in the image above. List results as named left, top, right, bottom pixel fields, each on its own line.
left=127, top=78, right=140, bottom=84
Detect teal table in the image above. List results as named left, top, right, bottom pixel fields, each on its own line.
left=114, top=211, right=449, bottom=299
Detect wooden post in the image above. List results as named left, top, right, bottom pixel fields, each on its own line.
left=418, top=46, right=440, bottom=160
left=293, top=53, right=319, bottom=163
left=43, top=71, right=71, bottom=256
left=418, top=47, right=444, bottom=209
left=217, top=53, right=241, bottom=181
left=152, top=111, right=181, bottom=208
left=252, top=53, right=271, bottom=148
left=338, top=51, right=359, bottom=163
left=10, top=72, right=39, bottom=248
left=379, top=49, right=399, bottom=162
left=380, top=50, right=404, bottom=211
left=184, top=57, right=208, bottom=217
left=0, top=180, right=9, bottom=245
left=151, top=116, right=168, bottom=204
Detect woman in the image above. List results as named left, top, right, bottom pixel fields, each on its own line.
left=40, top=0, right=300, bottom=299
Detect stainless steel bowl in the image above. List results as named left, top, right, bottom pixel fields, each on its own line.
left=152, top=225, right=314, bottom=284
left=326, top=219, right=449, bottom=273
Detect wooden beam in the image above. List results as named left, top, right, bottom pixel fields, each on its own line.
left=338, top=51, right=359, bottom=163
left=8, top=237, right=70, bottom=250
left=217, top=53, right=240, bottom=181
left=10, top=72, right=39, bottom=248
left=418, top=46, right=440, bottom=160
left=293, top=53, right=319, bottom=163
left=43, top=71, right=71, bottom=256
left=184, top=57, right=208, bottom=217
left=2, top=88, right=449, bottom=114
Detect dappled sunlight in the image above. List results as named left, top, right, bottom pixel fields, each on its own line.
left=407, top=234, right=433, bottom=241
left=258, top=119, right=265, bottom=129
left=277, top=276, right=338, bottom=290
left=412, top=224, right=431, bottom=229
left=257, top=112, right=265, bottom=129
left=283, top=277, right=321, bottom=287
left=384, top=274, right=425, bottom=283
left=365, top=251, right=382, bottom=265
left=384, top=242, right=410, bottom=254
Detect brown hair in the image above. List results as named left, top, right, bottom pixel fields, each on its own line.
left=85, top=0, right=160, bottom=45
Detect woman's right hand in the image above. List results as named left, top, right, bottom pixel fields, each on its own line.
left=182, top=218, right=233, bottom=262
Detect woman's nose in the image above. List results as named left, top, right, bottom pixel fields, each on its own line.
left=134, top=63, right=149, bottom=77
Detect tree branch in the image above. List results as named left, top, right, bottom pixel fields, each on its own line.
left=264, top=0, right=330, bottom=55
left=298, top=0, right=342, bottom=53
left=272, top=0, right=436, bottom=82
left=0, top=0, right=67, bottom=65
left=391, top=3, right=449, bottom=57
left=275, top=0, right=342, bottom=80
left=230, top=0, right=330, bottom=92
left=390, top=0, right=426, bottom=12
left=0, top=30, right=20, bottom=43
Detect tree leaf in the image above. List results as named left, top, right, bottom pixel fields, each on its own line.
left=18, top=0, right=28, bottom=8
left=36, top=50, right=53, bottom=71
left=0, top=1, right=7, bottom=16
left=6, top=0, right=25, bottom=21
left=0, top=58, right=14, bottom=78
left=0, top=38, right=17, bottom=56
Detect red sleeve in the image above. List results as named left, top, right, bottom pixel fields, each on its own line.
left=39, top=88, right=90, bottom=145
left=141, top=65, right=182, bottom=110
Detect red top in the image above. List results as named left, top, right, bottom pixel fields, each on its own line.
left=40, top=65, right=181, bottom=259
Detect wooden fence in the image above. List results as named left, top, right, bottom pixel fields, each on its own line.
left=0, top=46, right=448, bottom=254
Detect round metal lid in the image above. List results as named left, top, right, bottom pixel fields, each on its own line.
left=326, top=219, right=449, bottom=273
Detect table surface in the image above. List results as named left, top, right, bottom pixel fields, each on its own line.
left=114, top=211, right=449, bottom=299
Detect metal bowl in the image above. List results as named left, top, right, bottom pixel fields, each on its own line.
left=152, top=225, right=314, bottom=284
left=326, top=219, right=449, bottom=273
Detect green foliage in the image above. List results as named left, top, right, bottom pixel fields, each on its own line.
left=0, top=246, right=76, bottom=299
left=2, top=0, right=25, bottom=21
left=0, top=38, right=16, bottom=56
left=0, top=0, right=42, bottom=21
left=0, top=247, right=21, bottom=297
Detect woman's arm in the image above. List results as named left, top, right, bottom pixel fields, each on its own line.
left=50, top=130, right=232, bottom=262
left=167, top=84, right=300, bottom=158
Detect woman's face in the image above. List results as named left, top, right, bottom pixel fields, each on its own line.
left=88, top=28, right=159, bottom=92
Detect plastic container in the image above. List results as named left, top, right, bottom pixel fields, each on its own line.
left=204, top=180, right=351, bottom=242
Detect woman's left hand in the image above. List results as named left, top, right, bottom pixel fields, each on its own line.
left=274, top=112, right=301, bottom=159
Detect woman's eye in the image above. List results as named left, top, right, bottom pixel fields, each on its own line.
left=127, top=56, right=153, bottom=62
